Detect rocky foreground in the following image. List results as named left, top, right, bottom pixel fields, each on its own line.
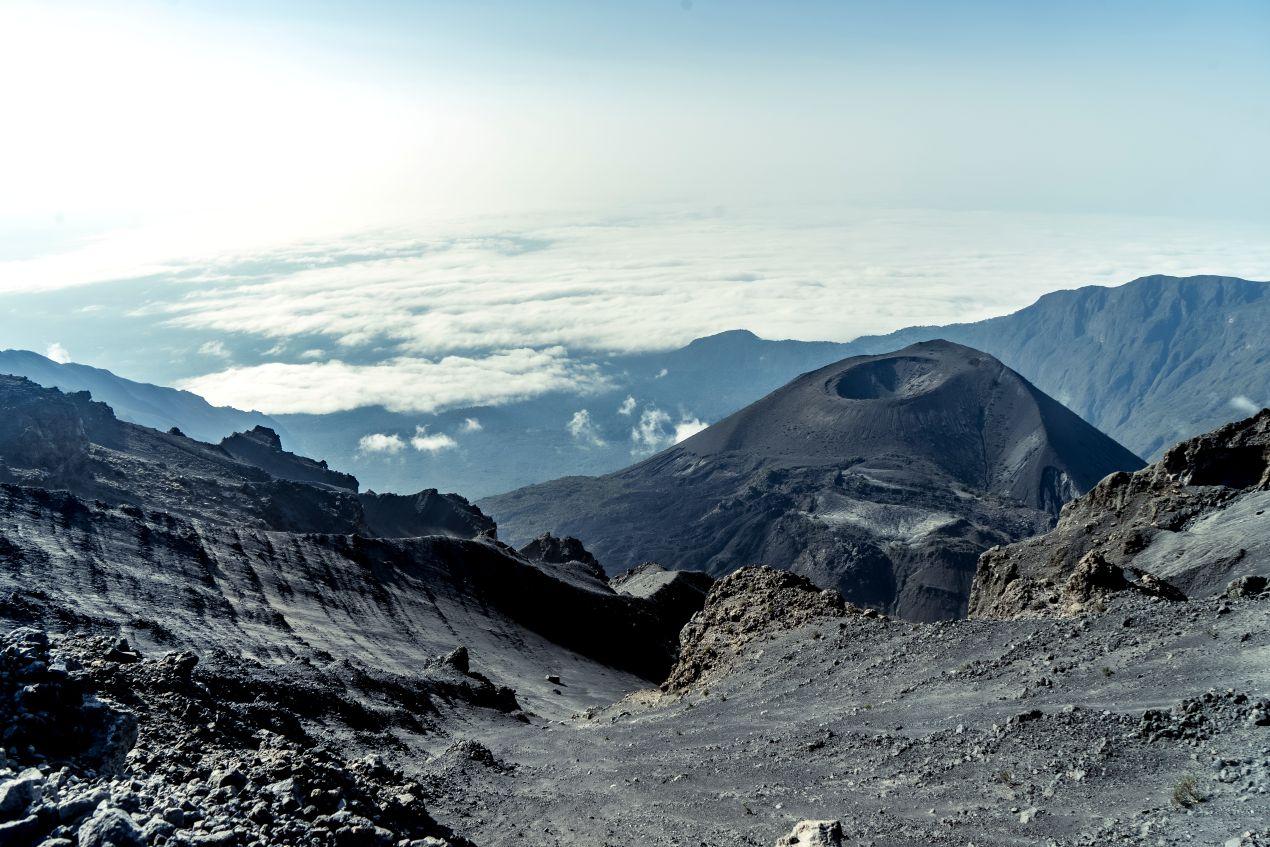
left=400, top=564, right=1266, bottom=847
left=0, top=376, right=1266, bottom=845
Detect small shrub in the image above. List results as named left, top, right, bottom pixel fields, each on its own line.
left=1172, top=775, right=1205, bottom=808
left=1101, top=667, right=1114, bottom=678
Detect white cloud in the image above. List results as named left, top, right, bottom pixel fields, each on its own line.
left=176, top=347, right=607, bottom=415
left=460, top=417, right=483, bottom=433
left=674, top=417, right=709, bottom=443
left=410, top=426, right=457, bottom=453
left=45, top=342, right=71, bottom=364
left=9, top=209, right=1270, bottom=419
left=147, top=212, right=1270, bottom=366
left=617, top=395, right=636, bottom=416
left=631, top=406, right=708, bottom=455
left=567, top=409, right=605, bottom=447
left=1229, top=395, right=1261, bottom=416
left=357, top=433, right=405, bottom=454
left=631, top=407, right=672, bottom=454
left=299, top=348, right=326, bottom=360
left=654, top=368, right=669, bottom=379
left=199, top=340, right=230, bottom=358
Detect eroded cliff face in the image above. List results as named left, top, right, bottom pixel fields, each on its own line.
left=970, top=409, right=1270, bottom=619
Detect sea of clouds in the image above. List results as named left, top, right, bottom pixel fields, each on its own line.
left=8, top=207, right=1270, bottom=417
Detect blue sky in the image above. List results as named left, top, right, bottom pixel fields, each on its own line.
left=0, top=1, right=1267, bottom=415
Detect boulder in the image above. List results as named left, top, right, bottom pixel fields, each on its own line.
left=0, top=768, right=44, bottom=820
left=1224, top=575, right=1267, bottom=599
left=775, top=819, right=845, bottom=847
left=76, top=807, right=144, bottom=847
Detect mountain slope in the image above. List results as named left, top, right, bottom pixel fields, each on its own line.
left=0, top=374, right=489, bottom=537
left=0, top=348, right=283, bottom=443
left=0, top=378, right=711, bottom=716
left=482, top=341, right=1145, bottom=621
left=848, top=274, right=1269, bottom=459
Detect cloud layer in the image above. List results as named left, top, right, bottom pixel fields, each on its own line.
left=630, top=407, right=709, bottom=456
left=7, top=209, right=1270, bottom=416
left=178, top=347, right=606, bottom=415
left=154, top=211, right=1270, bottom=364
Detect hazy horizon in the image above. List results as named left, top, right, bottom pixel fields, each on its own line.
left=2, top=0, right=1268, bottom=416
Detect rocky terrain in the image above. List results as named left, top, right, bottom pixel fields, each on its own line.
left=440, top=568, right=1268, bottom=846
left=0, top=375, right=490, bottom=539
left=0, top=627, right=471, bottom=846
left=484, top=341, right=1145, bottom=620
left=0, top=370, right=1266, bottom=847
left=972, top=408, right=1270, bottom=618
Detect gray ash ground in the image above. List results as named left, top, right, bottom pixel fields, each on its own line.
left=421, top=583, right=1268, bottom=846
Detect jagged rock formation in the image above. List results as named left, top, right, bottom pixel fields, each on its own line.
left=0, top=375, right=491, bottom=539
left=663, top=567, right=858, bottom=693
left=517, top=534, right=607, bottom=584
left=611, top=563, right=714, bottom=636
left=360, top=489, right=496, bottom=540
left=219, top=425, right=358, bottom=491
left=485, top=341, right=1145, bottom=620
left=971, top=409, right=1270, bottom=618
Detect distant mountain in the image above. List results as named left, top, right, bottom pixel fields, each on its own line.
left=481, top=341, right=1145, bottom=621
left=6, top=275, right=1263, bottom=500
left=280, top=275, right=1267, bottom=497
left=0, top=348, right=284, bottom=444
left=846, top=275, right=1269, bottom=460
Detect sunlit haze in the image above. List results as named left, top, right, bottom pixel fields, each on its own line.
left=1, top=0, right=1268, bottom=414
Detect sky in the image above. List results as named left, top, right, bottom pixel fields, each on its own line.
left=0, top=0, right=1268, bottom=417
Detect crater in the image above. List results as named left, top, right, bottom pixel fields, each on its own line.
left=831, top=356, right=942, bottom=400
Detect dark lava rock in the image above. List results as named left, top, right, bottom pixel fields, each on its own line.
left=359, top=489, right=495, bottom=539
left=219, top=426, right=358, bottom=491
left=0, top=628, right=473, bottom=847
left=518, top=534, right=606, bottom=582
left=0, top=627, right=137, bottom=774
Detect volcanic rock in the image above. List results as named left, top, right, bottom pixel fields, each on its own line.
left=971, top=409, right=1270, bottom=618
left=663, top=566, right=853, bottom=693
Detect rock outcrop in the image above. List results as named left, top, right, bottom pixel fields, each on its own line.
left=775, top=820, right=845, bottom=847
left=970, top=409, right=1270, bottom=618
left=663, top=567, right=857, bottom=693
left=517, top=533, right=607, bottom=584
left=219, top=425, right=359, bottom=491
left=0, top=375, right=494, bottom=539
left=360, top=489, right=496, bottom=539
